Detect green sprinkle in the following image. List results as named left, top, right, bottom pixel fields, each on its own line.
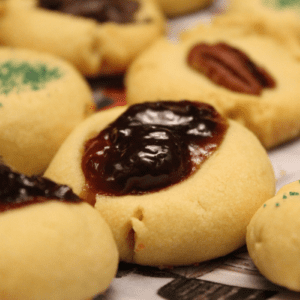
left=276, top=202, right=280, bottom=207
left=283, top=194, right=287, bottom=199
left=263, top=204, right=267, bottom=208
left=289, top=191, right=299, bottom=196
left=0, top=60, right=62, bottom=95
left=278, top=0, right=300, bottom=7
left=262, top=0, right=300, bottom=9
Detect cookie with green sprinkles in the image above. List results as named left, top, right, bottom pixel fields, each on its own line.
left=229, top=0, right=300, bottom=12
left=0, top=47, right=95, bottom=175
left=247, top=180, right=300, bottom=291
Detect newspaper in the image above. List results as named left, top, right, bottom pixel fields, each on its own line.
left=89, top=0, right=300, bottom=298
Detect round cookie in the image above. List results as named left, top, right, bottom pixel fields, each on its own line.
left=247, top=180, right=300, bottom=292
left=0, top=164, right=118, bottom=300
left=0, top=47, right=94, bottom=175
left=220, top=0, right=300, bottom=57
left=0, top=0, right=165, bottom=76
left=125, top=20, right=300, bottom=149
left=44, top=101, right=275, bottom=266
left=155, top=0, right=213, bottom=17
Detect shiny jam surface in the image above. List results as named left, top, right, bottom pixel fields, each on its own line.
left=39, top=0, right=139, bottom=24
left=82, top=101, right=228, bottom=197
left=0, top=164, right=81, bottom=212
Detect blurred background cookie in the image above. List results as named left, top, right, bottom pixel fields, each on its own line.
left=223, top=0, right=300, bottom=57
left=0, top=47, right=94, bottom=175
left=155, top=0, right=213, bottom=17
left=44, top=101, right=275, bottom=266
left=247, top=180, right=300, bottom=292
left=125, top=19, right=300, bottom=149
left=0, top=163, right=118, bottom=300
left=0, top=0, right=165, bottom=76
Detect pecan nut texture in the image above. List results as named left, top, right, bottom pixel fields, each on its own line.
left=187, top=42, right=276, bottom=95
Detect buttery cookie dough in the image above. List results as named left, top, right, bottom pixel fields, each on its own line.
left=221, top=0, right=300, bottom=57
left=247, top=180, right=300, bottom=292
left=125, top=20, right=300, bottom=149
left=155, top=0, right=213, bottom=17
left=0, top=47, right=94, bottom=175
left=0, top=164, right=118, bottom=300
left=45, top=101, right=275, bottom=266
left=229, top=0, right=300, bottom=14
left=0, top=0, right=165, bottom=76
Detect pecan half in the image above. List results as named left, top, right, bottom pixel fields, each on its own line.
left=187, top=42, right=276, bottom=95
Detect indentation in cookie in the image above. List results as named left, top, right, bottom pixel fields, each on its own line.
left=81, top=101, right=228, bottom=198
left=0, top=60, right=62, bottom=95
left=133, top=207, right=144, bottom=221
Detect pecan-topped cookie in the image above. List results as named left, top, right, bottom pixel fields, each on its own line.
left=0, top=0, right=165, bottom=76
left=125, top=20, right=300, bottom=149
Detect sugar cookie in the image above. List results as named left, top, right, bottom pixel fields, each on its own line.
left=125, top=20, right=300, bottom=149
left=229, top=0, right=300, bottom=15
left=0, top=0, right=165, bottom=76
left=247, top=180, right=300, bottom=292
left=219, top=0, right=300, bottom=58
left=45, top=101, right=275, bottom=266
left=0, top=163, right=118, bottom=300
left=0, top=47, right=94, bottom=175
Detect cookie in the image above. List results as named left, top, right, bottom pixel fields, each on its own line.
left=229, top=0, right=300, bottom=14
left=0, top=0, right=165, bottom=76
left=220, top=0, right=300, bottom=57
left=44, top=100, right=275, bottom=266
left=125, top=20, right=300, bottom=149
left=0, top=163, right=118, bottom=300
left=155, top=0, right=213, bottom=17
left=0, top=47, right=94, bottom=175
left=247, top=180, right=300, bottom=292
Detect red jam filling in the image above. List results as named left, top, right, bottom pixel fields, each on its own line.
left=0, top=164, right=81, bottom=212
left=81, top=100, right=228, bottom=198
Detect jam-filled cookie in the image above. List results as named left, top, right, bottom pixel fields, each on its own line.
left=0, top=163, right=118, bottom=300
left=155, top=0, right=213, bottom=17
left=125, top=19, right=300, bottom=149
left=0, top=47, right=94, bottom=175
left=45, top=100, right=275, bottom=266
left=0, top=0, right=165, bottom=76
left=247, top=180, right=300, bottom=292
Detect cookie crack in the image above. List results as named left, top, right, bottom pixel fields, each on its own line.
left=126, top=207, right=145, bottom=262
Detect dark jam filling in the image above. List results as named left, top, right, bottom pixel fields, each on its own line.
left=82, top=100, right=228, bottom=198
left=38, top=0, right=140, bottom=24
left=0, top=164, right=81, bottom=212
